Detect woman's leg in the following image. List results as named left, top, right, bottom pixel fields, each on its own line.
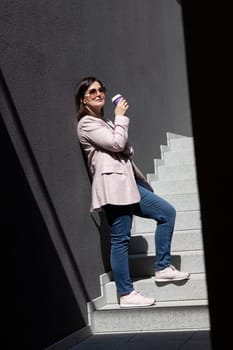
left=104, top=204, right=134, bottom=296
left=134, top=184, right=176, bottom=271
left=134, top=183, right=189, bottom=281
left=104, top=203, right=156, bottom=307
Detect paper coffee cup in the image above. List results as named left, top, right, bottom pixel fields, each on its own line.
left=112, top=94, right=123, bottom=105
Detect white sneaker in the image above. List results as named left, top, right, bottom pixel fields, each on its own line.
left=155, top=265, right=190, bottom=282
left=120, top=290, right=155, bottom=308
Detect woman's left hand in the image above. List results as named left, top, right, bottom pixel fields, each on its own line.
left=114, top=98, right=129, bottom=116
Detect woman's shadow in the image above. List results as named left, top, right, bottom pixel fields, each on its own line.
left=90, top=210, right=111, bottom=272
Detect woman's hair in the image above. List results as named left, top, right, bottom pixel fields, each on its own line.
left=75, top=76, right=105, bottom=121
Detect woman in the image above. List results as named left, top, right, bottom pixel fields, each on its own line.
left=76, top=77, right=189, bottom=308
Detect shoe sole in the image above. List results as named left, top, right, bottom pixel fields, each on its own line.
left=120, top=302, right=156, bottom=308
left=155, top=275, right=190, bottom=282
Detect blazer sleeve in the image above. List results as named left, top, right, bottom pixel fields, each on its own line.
left=78, top=115, right=130, bottom=152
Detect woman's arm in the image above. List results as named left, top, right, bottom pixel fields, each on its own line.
left=78, top=115, right=130, bottom=152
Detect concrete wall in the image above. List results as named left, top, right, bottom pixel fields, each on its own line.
left=0, top=0, right=191, bottom=348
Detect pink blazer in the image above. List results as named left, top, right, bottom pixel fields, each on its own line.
left=77, top=114, right=153, bottom=211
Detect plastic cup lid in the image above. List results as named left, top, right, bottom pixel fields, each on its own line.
left=112, top=94, right=122, bottom=102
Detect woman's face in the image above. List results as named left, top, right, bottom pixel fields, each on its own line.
left=82, top=81, right=106, bottom=115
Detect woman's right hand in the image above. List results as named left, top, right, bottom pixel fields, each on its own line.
left=114, top=97, right=129, bottom=116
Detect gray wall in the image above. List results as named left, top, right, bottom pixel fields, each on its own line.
left=0, top=0, right=191, bottom=348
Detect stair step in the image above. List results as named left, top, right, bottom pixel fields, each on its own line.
left=151, top=178, right=198, bottom=195
left=157, top=164, right=197, bottom=181
left=162, top=150, right=195, bottom=166
left=129, top=229, right=203, bottom=254
left=103, top=273, right=208, bottom=305
left=90, top=300, right=210, bottom=333
left=131, top=193, right=200, bottom=218
left=133, top=210, right=201, bottom=233
left=162, top=193, right=200, bottom=211
left=128, top=251, right=205, bottom=277
left=168, top=135, right=194, bottom=152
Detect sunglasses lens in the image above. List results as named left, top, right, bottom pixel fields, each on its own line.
left=87, top=87, right=106, bottom=98
left=89, top=89, right=97, bottom=98
left=100, top=87, right=106, bottom=94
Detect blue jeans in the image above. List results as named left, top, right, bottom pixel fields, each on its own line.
left=104, top=183, right=176, bottom=296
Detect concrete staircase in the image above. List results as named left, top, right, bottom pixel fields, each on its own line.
left=88, top=132, right=210, bottom=334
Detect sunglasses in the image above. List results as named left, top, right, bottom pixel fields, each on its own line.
left=85, top=86, right=106, bottom=99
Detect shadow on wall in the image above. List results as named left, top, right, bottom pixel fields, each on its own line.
left=1, top=116, right=86, bottom=350
left=91, top=211, right=111, bottom=272
left=0, top=68, right=93, bottom=349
